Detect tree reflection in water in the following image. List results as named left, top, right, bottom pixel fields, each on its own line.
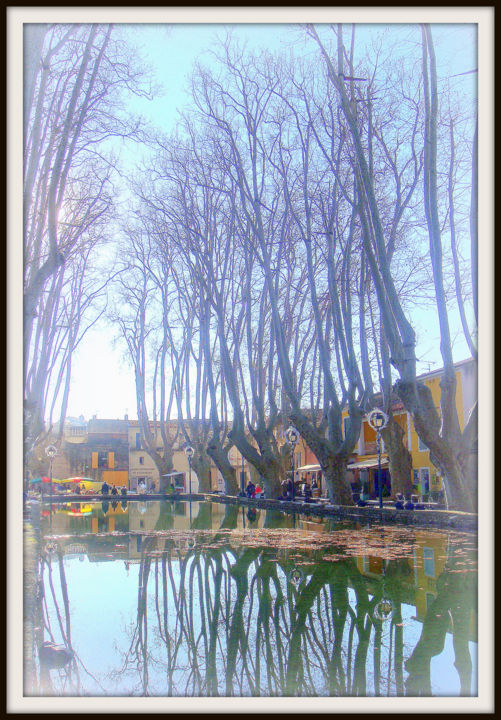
left=32, top=505, right=477, bottom=697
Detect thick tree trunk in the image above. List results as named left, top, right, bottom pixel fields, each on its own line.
left=396, top=380, right=476, bottom=512
left=288, top=409, right=355, bottom=505
left=323, top=455, right=354, bottom=505
left=226, top=423, right=284, bottom=499
left=206, top=441, right=239, bottom=495
left=381, top=415, right=413, bottom=500
left=191, top=447, right=212, bottom=493
left=155, top=454, right=174, bottom=490
left=253, top=446, right=283, bottom=498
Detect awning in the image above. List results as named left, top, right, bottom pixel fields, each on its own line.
left=162, top=472, right=184, bottom=477
left=63, top=477, right=94, bottom=483
left=30, top=476, right=61, bottom=484
left=347, top=456, right=389, bottom=470
left=296, top=464, right=321, bottom=473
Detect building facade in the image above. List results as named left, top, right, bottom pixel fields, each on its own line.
left=343, top=358, right=476, bottom=499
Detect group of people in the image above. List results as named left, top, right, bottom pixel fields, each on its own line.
left=245, top=481, right=264, bottom=499
left=245, top=475, right=320, bottom=502
left=277, top=481, right=307, bottom=501
left=100, top=482, right=128, bottom=497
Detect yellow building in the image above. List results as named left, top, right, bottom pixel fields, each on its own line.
left=408, top=359, right=476, bottom=497
left=343, top=359, right=476, bottom=499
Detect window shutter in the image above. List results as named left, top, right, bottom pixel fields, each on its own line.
left=91, top=452, right=98, bottom=469
left=108, top=452, right=115, bottom=469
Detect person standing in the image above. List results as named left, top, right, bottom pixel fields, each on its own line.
left=246, top=480, right=256, bottom=499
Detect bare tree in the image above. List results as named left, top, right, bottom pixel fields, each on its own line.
left=24, top=23, right=150, bottom=454
left=307, top=23, right=477, bottom=511
left=111, top=224, right=182, bottom=481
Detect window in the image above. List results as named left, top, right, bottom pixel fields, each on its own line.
left=135, top=433, right=141, bottom=450
left=420, top=468, right=430, bottom=493
left=423, top=547, right=435, bottom=577
left=139, top=456, right=144, bottom=465
left=343, top=416, right=350, bottom=440
left=425, top=592, right=436, bottom=611
left=97, top=451, right=108, bottom=468
left=296, top=452, right=301, bottom=468
left=418, top=434, right=428, bottom=452
left=413, top=469, right=420, bottom=487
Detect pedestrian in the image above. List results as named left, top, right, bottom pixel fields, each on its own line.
left=120, top=486, right=127, bottom=496
left=111, top=485, right=118, bottom=496
left=246, top=480, right=256, bottom=499
left=304, top=483, right=314, bottom=502
left=101, top=481, right=109, bottom=495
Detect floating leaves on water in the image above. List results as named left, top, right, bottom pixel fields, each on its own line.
left=41, top=522, right=477, bottom=576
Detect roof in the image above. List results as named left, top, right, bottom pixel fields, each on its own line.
left=415, top=357, right=475, bottom=382
left=87, top=419, right=129, bottom=434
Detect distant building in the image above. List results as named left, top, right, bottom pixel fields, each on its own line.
left=48, top=415, right=130, bottom=486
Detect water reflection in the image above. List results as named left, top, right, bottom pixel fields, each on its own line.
left=26, top=501, right=477, bottom=697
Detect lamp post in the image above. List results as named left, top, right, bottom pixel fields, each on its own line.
left=184, top=445, right=194, bottom=525
left=45, top=445, right=57, bottom=526
left=240, top=454, right=245, bottom=497
left=184, top=445, right=194, bottom=496
left=286, top=426, right=299, bottom=502
left=367, top=409, right=389, bottom=509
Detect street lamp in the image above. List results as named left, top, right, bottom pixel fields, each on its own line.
left=286, top=426, right=299, bottom=502
left=184, top=445, right=194, bottom=495
left=184, top=445, right=194, bottom=527
left=45, top=445, right=57, bottom=526
left=367, top=409, right=389, bottom=509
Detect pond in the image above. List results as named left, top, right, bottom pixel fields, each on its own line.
left=25, top=500, right=477, bottom=697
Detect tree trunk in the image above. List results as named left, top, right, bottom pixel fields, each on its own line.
left=288, top=408, right=355, bottom=505
left=191, top=449, right=212, bottom=493
left=206, top=441, right=239, bottom=495
left=396, top=379, right=476, bottom=512
left=323, top=455, right=354, bottom=505
left=381, top=415, right=413, bottom=499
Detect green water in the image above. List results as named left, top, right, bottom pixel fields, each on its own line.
left=25, top=500, right=477, bottom=697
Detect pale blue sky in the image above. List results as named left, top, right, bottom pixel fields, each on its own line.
left=65, top=22, right=477, bottom=421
